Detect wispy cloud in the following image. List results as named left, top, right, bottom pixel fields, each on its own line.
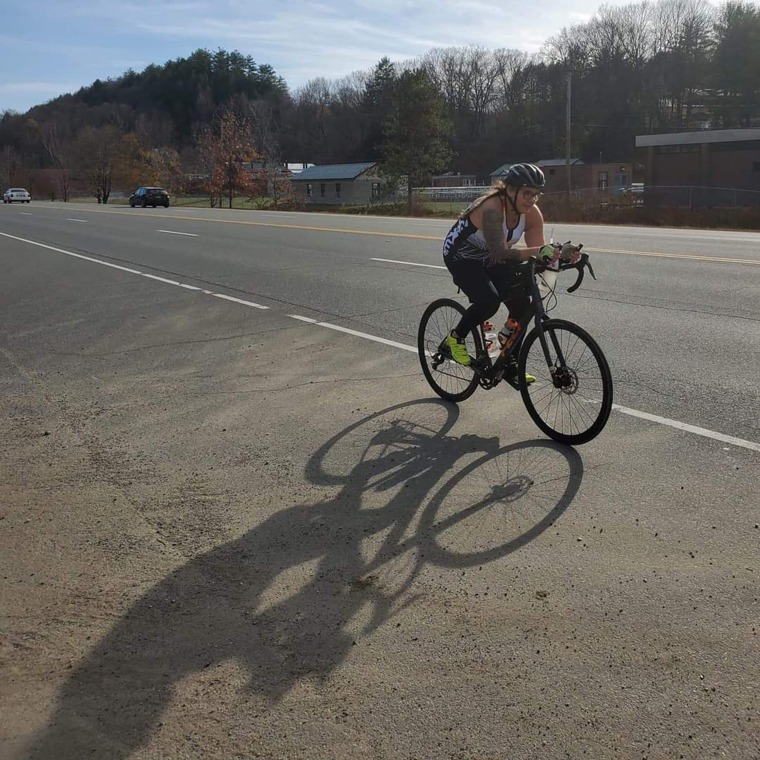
left=2, top=0, right=697, bottom=111
left=0, top=82, right=79, bottom=94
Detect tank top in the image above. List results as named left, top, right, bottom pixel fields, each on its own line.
left=442, top=193, right=526, bottom=264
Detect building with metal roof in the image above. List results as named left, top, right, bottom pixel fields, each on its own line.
left=490, top=159, right=584, bottom=185
left=293, top=162, right=378, bottom=182
left=489, top=158, right=631, bottom=195
left=291, top=162, right=381, bottom=205
left=635, top=128, right=760, bottom=206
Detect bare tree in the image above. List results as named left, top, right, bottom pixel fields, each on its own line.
left=73, top=125, right=125, bottom=203
left=711, top=1, right=760, bottom=127
left=41, top=122, right=72, bottom=201
left=650, top=0, right=714, bottom=126
left=194, top=106, right=260, bottom=208
left=134, top=112, right=176, bottom=149
left=0, top=143, right=21, bottom=189
left=290, top=78, right=334, bottom=162
left=492, top=48, right=531, bottom=115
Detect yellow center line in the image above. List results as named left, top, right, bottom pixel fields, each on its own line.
left=43, top=205, right=433, bottom=240
left=590, top=248, right=760, bottom=265
left=37, top=205, right=760, bottom=265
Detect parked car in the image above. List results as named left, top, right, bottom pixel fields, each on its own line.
left=3, top=187, right=31, bottom=203
left=129, top=187, right=170, bottom=208
left=620, top=183, right=644, bottom=206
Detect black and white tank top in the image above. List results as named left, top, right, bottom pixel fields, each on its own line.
left=442, top=194, right=525, bottom=264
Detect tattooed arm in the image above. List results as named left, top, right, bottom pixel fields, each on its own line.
left=480, top=206, right=521, bottom=264
left=490, top=204, right=547, bottom=263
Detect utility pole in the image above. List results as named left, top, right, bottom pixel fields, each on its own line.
left=566, top=70, right=572, bottom=201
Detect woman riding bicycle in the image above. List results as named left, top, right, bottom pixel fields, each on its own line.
left=441, top=163, right=578, bottom=374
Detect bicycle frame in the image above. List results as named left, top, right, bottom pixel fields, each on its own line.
left=475, top=260, right=561, bottom=385
left=419, top=249, right=610, bottom=444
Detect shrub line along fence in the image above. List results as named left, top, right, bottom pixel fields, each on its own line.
left=57, top=186, right=760, bottom=229
left=411, top=185, right=760, bottom=211
left=408, top=185, right=760, bottom=230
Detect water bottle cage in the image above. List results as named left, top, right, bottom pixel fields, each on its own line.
left=497, top=319, right=522, bottom=354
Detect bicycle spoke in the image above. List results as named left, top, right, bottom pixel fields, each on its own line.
left=418, top=300, right=480, bottom=403
left=519, top=319, right=613, bottom=445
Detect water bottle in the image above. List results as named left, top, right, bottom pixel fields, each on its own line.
left=497, top=317, right=521, bottom=351
left=481, top=321, right=498, bottom=357
left=538, top=240, right=559, bottom=298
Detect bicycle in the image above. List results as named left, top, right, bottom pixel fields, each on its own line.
left=417, top=248, right=613, bottom=446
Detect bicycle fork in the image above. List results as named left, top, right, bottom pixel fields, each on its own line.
left=533, top=317, right=577, bottom=390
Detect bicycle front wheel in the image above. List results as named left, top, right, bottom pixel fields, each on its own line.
left=418, top=298, right=481, bottom=403
left=518, top=319, right=613, bottom=445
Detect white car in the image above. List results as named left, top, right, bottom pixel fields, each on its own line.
left=3, top=187, right=32, bottom=203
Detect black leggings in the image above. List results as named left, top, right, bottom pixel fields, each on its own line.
left=446, top=258, right=532, bottom=337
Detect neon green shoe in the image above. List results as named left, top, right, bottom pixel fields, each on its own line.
left=445, top=332, right=471, bottom=366
left=505, top=361, right=536, bottom=387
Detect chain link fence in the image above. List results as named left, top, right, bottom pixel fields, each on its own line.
left=411, top=185, right=760, bottom=214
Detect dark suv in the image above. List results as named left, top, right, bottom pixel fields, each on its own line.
left=129, top=187, right=170, bottom=208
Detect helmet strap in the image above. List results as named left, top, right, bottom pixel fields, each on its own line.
left=505, top=187, right=520, bottom=215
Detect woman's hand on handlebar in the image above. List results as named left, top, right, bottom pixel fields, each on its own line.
left=559, top=241, right=583, bottom=264
left=537, top=241, right=583, bottom=266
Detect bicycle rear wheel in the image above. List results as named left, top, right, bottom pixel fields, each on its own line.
left=418, top=298, right=481, bottom=403
left=518, top=318, right=613, bottom=445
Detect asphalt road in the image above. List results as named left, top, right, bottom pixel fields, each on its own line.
left=1, top=201, right=759, bottom=759
left=2, top=201, right=759, bottom=441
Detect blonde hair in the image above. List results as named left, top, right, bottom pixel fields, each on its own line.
left=458, top=181, right=509, bottom=220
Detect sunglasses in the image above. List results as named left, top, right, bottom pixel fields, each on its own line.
left=520, top=188, right=543, bottom=202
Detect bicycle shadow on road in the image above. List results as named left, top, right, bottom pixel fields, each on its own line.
left=31, top=400, right=584, bottom=759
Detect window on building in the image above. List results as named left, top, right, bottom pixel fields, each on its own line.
left=657, top=144, right=700, bottom=154
left=306, top=183, right=313, bottom=198
left=320, top=183, right=326, bottom=198
left=549, top=168, right=556, bottom=176
left=335, top=182, right=342, bottom=199
left=597, top=171, right=608, bottom=190
left=371, top=182, right=381, bottom=199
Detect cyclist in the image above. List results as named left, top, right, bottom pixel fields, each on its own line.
left=442, top=163, right=578, bottom=376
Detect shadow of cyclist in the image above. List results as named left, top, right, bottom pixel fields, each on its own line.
left=31, top=400, right=582, bottom=759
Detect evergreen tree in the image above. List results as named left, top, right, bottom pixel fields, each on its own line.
left=381, top=69, right=452, bottom=212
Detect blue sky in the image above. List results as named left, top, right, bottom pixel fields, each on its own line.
left=4, top=0, right=651, bottom=113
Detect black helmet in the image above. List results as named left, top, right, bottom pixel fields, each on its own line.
left=503, top=163, right=546, bottom=189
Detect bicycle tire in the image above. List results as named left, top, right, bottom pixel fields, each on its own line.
left=418, top=298, right=481, bottom=403
left=518, top=319, right=613, bottom=445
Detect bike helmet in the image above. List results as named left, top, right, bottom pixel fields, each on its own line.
left=503, top=163, right=546, bottom=189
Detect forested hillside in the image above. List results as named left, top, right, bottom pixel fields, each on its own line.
left=1, top=0, right=758, bottom=203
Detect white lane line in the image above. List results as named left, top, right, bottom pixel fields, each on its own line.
left=0, top=231, right=269, bottom=310
left=158, top=229, right=199, bottom=237
left=372, top=257, right=446, bottom=270
left=612, top=404, right=760, bottom=453
left=141, top=274, right=183, bottom=286
left=289, top=313, right=759, bottom=453
left=3, top=231, right=756, bottom=452
left=212, top=293, right=268, bottom=309
left=2, top=233, right=144, bottom=275
left=67, top=218, right=87, bottom=223
left=19, top=212, right=33, bottom=216
left=289, top=315, right=417, bottom=353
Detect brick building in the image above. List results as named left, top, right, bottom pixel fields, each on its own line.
left=635, top=128, right=760, bottom=206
